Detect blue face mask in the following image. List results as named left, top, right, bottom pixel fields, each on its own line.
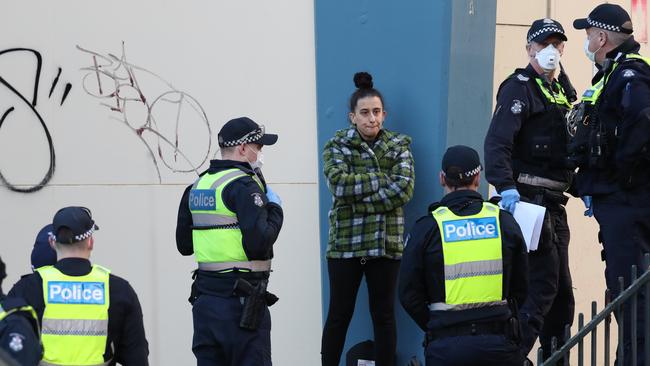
left=584, top=35, right=602, bottom=63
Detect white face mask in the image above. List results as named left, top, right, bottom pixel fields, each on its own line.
left=584, top=36, right=602, bottom=63
left=247, top=146, right=264, bottom=170
left=535, top=44, right=561, bottom=71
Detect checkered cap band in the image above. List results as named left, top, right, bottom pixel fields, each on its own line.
left=527, top=27, right=564, bottom=43
left=220, top=126, right=265, bottom=147
left=446, top=165, right=481, bottom=180
left=587, top=17, right=621, bottom=32
left=52, top=226, right=95, bottom=243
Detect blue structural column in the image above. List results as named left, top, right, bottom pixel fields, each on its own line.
left=314, top=0, right=497, bottom=364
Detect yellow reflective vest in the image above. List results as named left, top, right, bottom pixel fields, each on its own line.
left=189, top=168, right=264, bottom=267
left=534, top=77, right=572, bottom=109
left=431, top=202, right=505, bottom=310
left=581, top=54, right=650, bottom=105
left=37, top=265, right=110, bottom=366
left=0, top=302, right=38, bottom=325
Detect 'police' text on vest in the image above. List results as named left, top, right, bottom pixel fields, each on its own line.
left=442, top=218, right=499, bottom=242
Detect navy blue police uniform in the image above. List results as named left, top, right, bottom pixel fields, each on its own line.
left=0, top=296, right=42, bottom=366
left=9, top=259, right=149, bottom=366
left=399, top=191, right=529, bottom=366
left=399, top=145, right=529, bottom=366
left=0, top=255, right=42, bottom=366
left=572, top=5, right=650, bottom=364
left=484, top=19, right=576, bottom=358
left=176, top=117, right=283, bottom=366
left=8, top=207, right=149, bottom=366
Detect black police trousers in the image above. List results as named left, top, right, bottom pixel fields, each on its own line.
left=518, top=188, right=575, bottom=359
left=192, top=294, right=271, bottom=366
left=425, top=334, right=522, bottom=366
left=593, top=189, right=650, bottom=366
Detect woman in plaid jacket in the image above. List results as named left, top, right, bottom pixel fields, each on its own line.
left=321, top=72, right=415, bottom=366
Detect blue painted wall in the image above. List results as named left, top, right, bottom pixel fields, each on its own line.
left=314, top=1, right=497, bottom=364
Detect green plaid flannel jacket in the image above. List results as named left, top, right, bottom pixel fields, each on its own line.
left=323, top=127, right=415, bottom=259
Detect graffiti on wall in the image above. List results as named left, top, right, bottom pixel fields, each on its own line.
left=77, top=42, right=212, bottom=182
left=0, top=48, right=71, bottom=193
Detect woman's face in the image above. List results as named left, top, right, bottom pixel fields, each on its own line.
left=349, top=96, right=385, bottom=141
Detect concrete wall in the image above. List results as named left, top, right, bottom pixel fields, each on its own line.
left=0, top=1, right=321, bottom=365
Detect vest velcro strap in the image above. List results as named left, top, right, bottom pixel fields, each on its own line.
left=198, top=260, right=272, bottom=272
left=40, top=360, right=110, bottom=366
left=517, top=173, right=570, bottom=191
left=191, top=213, right=239, bottom=226
left=444, top=259, right=503, bottom=281
left=42, top=318, right=108, bottom=336
left=428, top=300, right=508, bottom=311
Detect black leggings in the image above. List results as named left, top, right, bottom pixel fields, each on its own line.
left=321, top=257, right=400, bottom=366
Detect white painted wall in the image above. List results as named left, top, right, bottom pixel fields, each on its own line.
left=0, top=1, right=322, bottom=365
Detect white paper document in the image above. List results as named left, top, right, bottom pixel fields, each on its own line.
left=511, top=201, right=546, bottom=252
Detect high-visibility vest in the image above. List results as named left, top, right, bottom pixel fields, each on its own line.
left=430, top=202, right=505, bottom=311
left=581, top=53, right=650, bottom=104
left=189, top=168, right=268, bottom=271
left=534, top=77, right=572, bottom=109
left=37, top=265, right=110, bottom=366
left=0, top=301, right=38, bottom=325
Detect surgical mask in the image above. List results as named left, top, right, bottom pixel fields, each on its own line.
left=535, top=44, right=561, bottom=71
left=584, top=36, right=602, bottom=63
left=247, top=146, right=264, bottom=170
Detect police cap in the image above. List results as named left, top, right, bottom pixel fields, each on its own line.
left=573, top=4, right=633, bottom=34
left=31, top=224, right=57, bottom=269
left=217, top=117, right=278, bottom=148
left=527, top=18, right=568, bottom=44
left=52, top=207, right=99, bottom=244
left=442, top=145, right=482, bottom=181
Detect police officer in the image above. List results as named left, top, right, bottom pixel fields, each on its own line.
left=399, top=145, right=528, bottom=366
left=484, top=18, right=576, bottom=359
left=0, top=256, right=41, bottom=366
left=31, top=224, right=57, bottom=271
left=175, top=116, right=283, bottom=366
left=571, top=4, right=650, bottom=365
left=8, top=206, right=150, bottom=365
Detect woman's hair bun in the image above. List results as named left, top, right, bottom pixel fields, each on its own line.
left=353, top=72, right=373, bottom=89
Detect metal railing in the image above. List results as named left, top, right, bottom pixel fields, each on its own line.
left=538, top=253, right=650, bottom=366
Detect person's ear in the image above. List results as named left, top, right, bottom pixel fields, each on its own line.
left=88, top=237, right=94, bottom=251
left=238, top=144, right=247, bottom=156
left=439, top=171, right=445, bottom=187
left=349, top=112, right=356, bottom=125
left=598, top=31, right=607, bottom=47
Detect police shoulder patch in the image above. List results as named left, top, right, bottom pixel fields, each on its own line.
left=252, top=192, right=264, bottom=207
left=622, top=69, right=635, bottom=78
left=8, top=333, right=25, bottom=352
left=516, top=74, right=529, bottom=82
left=511, top=99, right=524, bottom=114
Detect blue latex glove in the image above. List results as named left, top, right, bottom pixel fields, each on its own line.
left=500, top=189, right=520, bottom=214
left=581, top=196, right=593, bottom=217
left=266, top=186, right=282, bottom=206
